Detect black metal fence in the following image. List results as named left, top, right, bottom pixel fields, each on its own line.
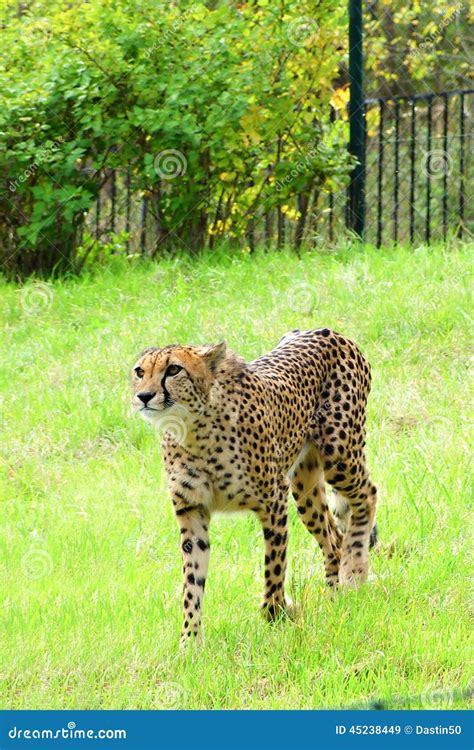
left=87, top=87, right=472, bottom=253
left=329, top=88, right=473, bottom=246
left=362, top=88, right=472, bottom=246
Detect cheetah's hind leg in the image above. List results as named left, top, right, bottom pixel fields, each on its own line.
left=331, top=491, right=378, bottom=549
left=289, top=444, right=342, bottom=588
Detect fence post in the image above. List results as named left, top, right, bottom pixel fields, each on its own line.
left=348, top=0, right=366, bottom=238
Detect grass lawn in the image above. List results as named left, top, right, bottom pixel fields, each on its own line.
left=0, top=242, right=472, bottom=710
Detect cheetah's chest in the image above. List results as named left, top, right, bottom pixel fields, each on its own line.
left=210, top=450, right=255, bottom=512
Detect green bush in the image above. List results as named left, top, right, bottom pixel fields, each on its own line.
left=0, top=0, right=353, bottom=276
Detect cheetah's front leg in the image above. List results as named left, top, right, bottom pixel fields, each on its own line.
left=174, top=504, right=210, bottom=646
left=257, top=501, right=289, bottom=620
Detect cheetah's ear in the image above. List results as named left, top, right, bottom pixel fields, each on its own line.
left=197, top=342, right=227, bottom=374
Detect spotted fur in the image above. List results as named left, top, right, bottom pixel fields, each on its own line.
left=131, top=329, right=378, bottom=644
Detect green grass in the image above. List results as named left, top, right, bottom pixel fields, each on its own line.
left=0, top=242, right=472, bottom=710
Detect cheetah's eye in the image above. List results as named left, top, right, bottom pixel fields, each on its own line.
left=166, top=364, right=183, bottom=377
left=134, top=366, right=144, bottom=378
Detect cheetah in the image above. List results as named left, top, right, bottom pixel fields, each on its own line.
left=131, top=329, right=378, bottom=644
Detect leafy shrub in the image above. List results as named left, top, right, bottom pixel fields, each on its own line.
left=0, top=0, right=353, bottom=276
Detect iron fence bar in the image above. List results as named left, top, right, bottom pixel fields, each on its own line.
left=409, top=100, right=416, bottom=244
left=95, top=190, right=101, bottom=241
left=459, top=92, right=465, bottom=239
left=125, top=166, right=131, bottom=251
left=425, top=96, right=433, bottom=244
left=329, top=106, right=335, bottom=242
left=328, top=192, right=334, bottom=243
left=376, top=100, right=385, bottom=247
left=442, top=93, right=449, bottom=241
left=348, top=0, right=366, bottom=237
left=140, top=196, right=148, bottom=253
left=393, top=101, right=400, bottom=244
left=111, top=170, right=116, bottom=234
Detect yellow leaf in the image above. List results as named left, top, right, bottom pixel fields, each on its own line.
left=365, top=106, right=380, bottom=138
left=331, top=85, right=350, bottom=112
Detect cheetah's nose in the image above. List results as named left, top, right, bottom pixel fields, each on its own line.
left=137, top=391, right=156, bottom=406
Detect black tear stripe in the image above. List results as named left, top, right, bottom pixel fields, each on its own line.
left=160, top=357, right=192, bottom=408
left=160, top=368, right=174, bottom=408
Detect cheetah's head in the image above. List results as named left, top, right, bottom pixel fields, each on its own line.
left=131, top=342, right=227, bottom=427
